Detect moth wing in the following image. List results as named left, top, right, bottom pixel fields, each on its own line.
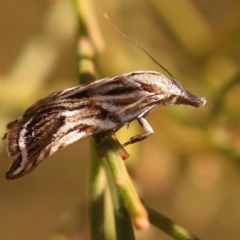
left=6, top=114, right=65, bottom=179
left=5, top=72, right=161, bottom=179
left=5, top=96, right=119, bottom=180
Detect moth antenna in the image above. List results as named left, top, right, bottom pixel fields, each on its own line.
left=104, top=13, right=175, bottom=80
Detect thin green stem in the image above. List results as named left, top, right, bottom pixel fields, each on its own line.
left=94, top=133, right=149, bottom=230
left=90, top=149, right=106, bottom=240
left=103, top=158, right=135, bottom=240
left=75, top=10, right=104, bottom=240
left=147, top=206, right=201, bottom=240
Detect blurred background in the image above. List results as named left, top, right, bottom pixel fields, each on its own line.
left=0, top=0, right=240, bottom=239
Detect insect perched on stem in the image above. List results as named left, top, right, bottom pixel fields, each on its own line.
left=3, top=15, right=206, bottom=180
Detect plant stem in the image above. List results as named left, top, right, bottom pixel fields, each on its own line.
left=94, top=133, right=149, bottom=230
left=103, top=157, right=135, bottom=240
left=147, top=206, right=201, bottom=240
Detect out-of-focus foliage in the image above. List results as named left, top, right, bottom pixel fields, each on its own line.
left=0, top=0, right=240, bottom=240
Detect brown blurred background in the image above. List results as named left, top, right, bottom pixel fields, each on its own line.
left=0, top=0, right=240, bottom=239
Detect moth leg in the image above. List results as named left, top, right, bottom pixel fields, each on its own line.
left=122, top=118, right=153, bottom=147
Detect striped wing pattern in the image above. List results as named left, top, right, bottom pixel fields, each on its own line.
left=5, top=71, right=161, bottom=179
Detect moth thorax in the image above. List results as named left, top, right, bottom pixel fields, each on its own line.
left=163, top=95, right=178, bottom=106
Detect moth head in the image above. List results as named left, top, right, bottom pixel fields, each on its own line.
left=163, top=79, right=206, bottom=108
left=162, top=95, right=178, bottom=106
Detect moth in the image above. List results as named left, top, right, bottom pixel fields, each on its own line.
left=3, top=19, right=206, bottom=180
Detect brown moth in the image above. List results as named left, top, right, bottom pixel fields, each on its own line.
left=3, top=18, right=206, bottom=180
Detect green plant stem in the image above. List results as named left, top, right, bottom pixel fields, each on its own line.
left=76, top=17, right=106, bottom=240
left=94, top=133, right=149, bottom=230
left=103, top=157, right=135, bottom=240
left=75, top=1, right=169, bottom=238
left=78, top=37, right=107, bottom=240
left=147, top=206, right=201, bottom=240
left=90, top=150, right=106, bottom=240
left=74, top=0, right=105, bottom=52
